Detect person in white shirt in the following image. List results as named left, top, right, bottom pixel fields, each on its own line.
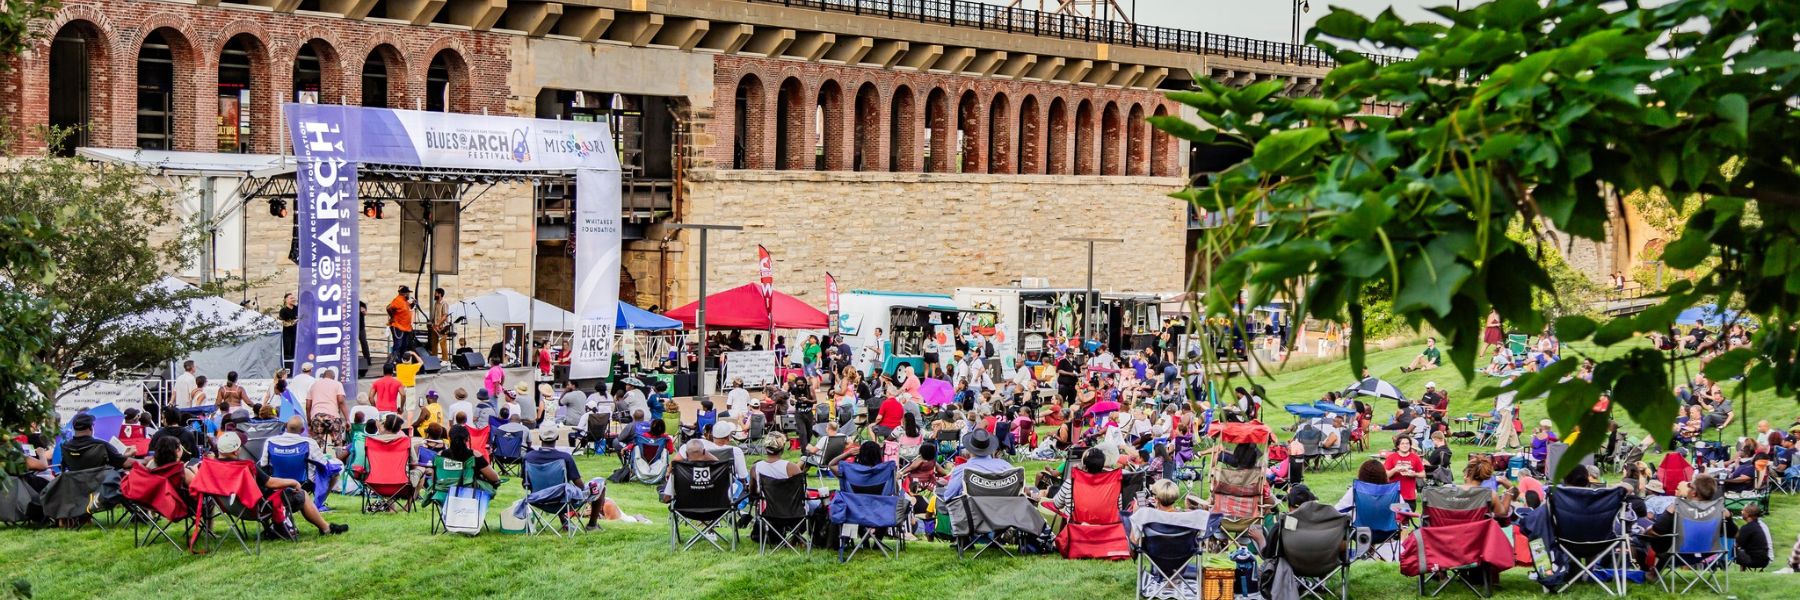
left=697, top=421, right=749, bottom=481
left=1091, top=346, right=1117, bottom=371
left=173, top=360, right=199, bottom=410
left=288, top=362, right=318, bottom=411
left=861, top=328, right=887, bottom=375
left=726, top=379, right=752, bottom=418
left=1319, top=416, right=1344, bottom=451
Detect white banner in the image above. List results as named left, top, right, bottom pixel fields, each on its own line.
left=724, top=350, right=778, bottom=387
left=285, top=104, right=621, bottom=172
left=571, top=168, right=622, bottom=380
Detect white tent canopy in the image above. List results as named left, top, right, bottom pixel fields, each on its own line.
left=135, top=276, right=279, bottom=333
left=447, top=288, right=577, bottom=332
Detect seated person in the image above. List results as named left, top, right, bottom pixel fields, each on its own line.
left=260, top=416, right=330, bottom=471
left=697, top=421, right=749, bottom=482
left=1529, top=420, right=1558, bottom=468
left=941, top=431, right=1011, bottom=502
left=1400, top=337, right=1443, bottom=373
left=1702, top=395, right=1735, bottom=431
left=1638, top=474, right=1735, bottom=567
left=59, top=413, right=130, bottom=471
left=213, top=432, right=348, bottom=537
left=803, top=422, right=851, bottom=468
left=1737, top=504, right=1773, bottom=570
left=1722, top=444, right=1760, bottom=493
left=694, top=400, right=718, bottom=438
left=442, top=424, right=504, bottom=490
left=660, top=440, right=720, bottom=504
left=1128, top=479, right=1211, bottom=546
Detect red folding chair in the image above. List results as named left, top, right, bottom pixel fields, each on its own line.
left=467, top=425, right=492, bottom=460
left=1053, top=469, right=1131, bottom=560
left=190, top=458, right=284, bottom=554
left=118, top=461, right=192, bottom=551
left=358, top=436, right=418, bottom=513
left=1659, top=453, right=1694, bottom=494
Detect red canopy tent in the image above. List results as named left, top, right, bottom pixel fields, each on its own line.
left=664, top=283, right=830, bottom=330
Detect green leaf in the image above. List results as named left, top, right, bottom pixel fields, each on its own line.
left=1734, top=50, right=1800, bottom=71
left=1166, top=90, right=1218, bottom=112
left=1554, top=315, right=1597, bottom=341
left=1545, top=379, right=1599, bottom=438
left=1715, top=94, right=1748, bottom=143
left=1148, top=115, right=1217, bottom=144
left=1313, top=9, right=1372, bottom=41
left=1393, top=240, right=1474, bottom=318
left=1592, top=316, right=1638, bottom=346
left=1251, top=128, right=1331, bottom=174
left=1233, top=79, right=1289, bottom=113
left=1660, top=227, right=1712, bottom=269
left=1610, top=349, right=1677, bottom=450
left=1703, top=348, right=1756, bottom=381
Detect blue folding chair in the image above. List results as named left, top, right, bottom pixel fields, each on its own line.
left=1540, top=485, right=1632, bottom=596
left=264, top=440, right=328, bottom=511
left=1135, top=522, right=1201, bottom=600
left=829, top=461, right=907, bottom=562
left=521, top=459, right=586, bottom=538
left=1350, top=480, right=1404, bottom=561
left=1661, top=497, right=1729, bottom=594
left=491, top=429, right=527, bottom=477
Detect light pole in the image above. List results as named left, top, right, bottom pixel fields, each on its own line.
left=672, top=223, right=742, bottom=396
left=1060, top=236, right=1124, bottom=351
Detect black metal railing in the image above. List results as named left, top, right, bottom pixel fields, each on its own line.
left=746, top=0, right=1403, bottom=68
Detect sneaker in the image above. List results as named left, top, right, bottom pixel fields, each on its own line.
left=584, top=523, right=605, bottom=532
left=328, top=523, right=349, bottom=535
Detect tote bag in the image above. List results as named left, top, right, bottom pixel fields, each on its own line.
left=443, top=486, right=490, bottom=535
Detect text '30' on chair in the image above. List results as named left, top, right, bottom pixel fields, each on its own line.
left=1660, top=497, right=1730, bottom=595
left=947, top=467, right=1045, bottom=558
left=754, top=474, right=811, bottom=555
left=1135, top=522, right=1201, bottom=600
left=829, top=461, right=907, bottom=563
left=1273, top=502, right=1354, bottom=600
left=670, top=461, right=739, bottom=552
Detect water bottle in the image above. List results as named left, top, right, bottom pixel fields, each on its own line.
left=1232, top=546, right=1260, bottom=599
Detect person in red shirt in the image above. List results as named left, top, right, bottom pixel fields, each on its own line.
left=535, top=340, right=552, bottom=377
left=1383, top=434, right=1427, bottom=508
left=370, top=363, right=403, bottom=413
left=874, top=395, right=905, bottom=439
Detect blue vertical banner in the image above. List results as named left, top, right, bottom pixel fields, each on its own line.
left=290, top=114, right=361, bottom=389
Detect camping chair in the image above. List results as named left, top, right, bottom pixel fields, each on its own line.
left=1540, top=485, right=1633, bottom=596
left=1544, top=443, right=1595, bottom=484
left=41, top=466, right=117, bottom=530
left=0, top=472, right=41, bottom=526
left=118, top=461, right=193, bottom=551
left=1658, top=452, right=1694, bottom=494
left=1724, top=460, right=1773, bottom=515
left=753, top=474, right=811, bottom=555
left=467, top=424, right=492, bottom=461
left=1207, top=421, right=1274, bottom=552
left=947, top=467, right=1045, bottom=558
left=491, top=428, right=527, bottom=477
left=189, top=458, right=284, bottom=554
left=808, top=434, right=850, bottom=488
left=358, top=436, right=418, bottom=513
left=1408, top=486, right=1503, bottom=597
left=117, top=424, right=152, bottom=458
left=1054, top=468, right=1132, bottom=560
left=1660, top=497, right=1730, bottom=594
left=1135, top=522, right=1202, bottom=600
left=829, top=461, right=907, bottom=562
left=1271, top=502, right=1354, bottom=600
left=669, top=461, right=740, bottom=551
left=631, top=443, right=671, bottom=486
left=264, top=440, right=329, bottom=512
left=746, top=412, right=767, bottom=441
left=427, top=454, right=489, bottom=535
left=236, top=419, right=285, bottom=463
left=522, top=458, right=589, bottom=538
left=1350, top=480, right=1405, bottom=562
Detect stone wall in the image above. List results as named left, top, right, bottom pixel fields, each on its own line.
left=661, top=170, right=1189, bottom=307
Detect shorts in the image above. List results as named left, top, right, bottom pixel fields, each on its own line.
left=310, top=414, right=344, bottom=445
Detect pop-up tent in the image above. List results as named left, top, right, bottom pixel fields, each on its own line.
left=145, top=276, right=282, bottom=379
left=447, top=288, right=579, bottom=332
left=663, top=283, right=830, bottom=330
left=618, top=302, right=681, bottom=330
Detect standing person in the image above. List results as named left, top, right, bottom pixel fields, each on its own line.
left=483, top=358, right=506, bottom=399
left=1054, top=351, right=1080, bottom=408
left=216, top=371, right=249, bottom=416
left=429, top=287, right=450, bottom=359
left=1491, top=378, right=1521, bottom=451
left=173, top=360, right=199, bottom=412
left=726, top=379, right=751, bottom=419
left=1482, top=310, right=1504, bottom=358
left=1383, top=435, right=1426, bottom=509
left=289, top=362, right=318, bottom=413
left=862, top=328, right=886, bottom=375
left=370, top=363, right=403, bottom=414
left=358, top=301, right=371, bottom=366
left=803, top=335, right=822, bottom=380
left=278, top=292, right=299, bottom=371
left=305, top=367, right=349, bottom=447
left=386, top=285, right=416, bottom=361
left=188, top=375, right=211, bottom=408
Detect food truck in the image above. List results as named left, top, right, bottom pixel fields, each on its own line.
left=835, top=290, right=960, bottom=375
left=953, top=286, right=1160, bottom=364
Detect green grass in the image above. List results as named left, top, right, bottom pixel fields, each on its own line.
left=3, top=342, right=1794, bottom=599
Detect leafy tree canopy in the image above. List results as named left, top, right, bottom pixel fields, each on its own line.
left=1154, top=0, right=1800, bottom=479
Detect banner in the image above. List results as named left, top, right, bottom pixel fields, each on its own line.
left=291, top=114, right=361, bottom=390
left=285, top=104, right=622, bottom=384
left=724, top=350, right=778, bottom=387
left=757, top=245, right=774, bottom=331
left=825, top=272, right=839, bottom=338
left=571, top=168, right=622, bottom=379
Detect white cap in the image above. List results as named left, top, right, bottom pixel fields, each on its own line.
left=712, top=421, right=738, bottom=439
left=216, top=432, right=244, bottom=456
left=300, top=362, right=314, bottom=372
left=1426, top=381, right=1436, bottom=388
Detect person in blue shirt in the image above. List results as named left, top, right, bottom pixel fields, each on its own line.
left=645, top=380, right=667, bottom=422
left=694, top=399, right=717, bottom=438
left=941, top=430, right=1012, bottom=501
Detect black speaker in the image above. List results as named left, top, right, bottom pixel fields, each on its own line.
left=453, top=351, right=486, bottom=370
left=417, top=351, right=443, bottom=374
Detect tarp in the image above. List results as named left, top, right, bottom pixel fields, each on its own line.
left=618, top=302, right=681, bottom=331
left=1674, top=303, right=1743, bottom=327
left=663, top=284, right=830, bottom=330
left=447, top=288, right=578, bottom=332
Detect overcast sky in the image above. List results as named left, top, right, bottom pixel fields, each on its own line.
left=981, top=1, right=1487, bottom=45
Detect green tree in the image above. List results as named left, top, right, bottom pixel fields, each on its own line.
left=1154, top=0, right=1799, bottom=478
left=0, top=0, right=61, bottom=471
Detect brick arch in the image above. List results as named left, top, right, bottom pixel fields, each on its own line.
left=1151, top=104, right=1173, bottom=176
left=853, top=81, right=881, bottom=172
left=774, top=76, right=807, bottom=170
left=925, top=87, right=953, bottom=173
left=420, top=37, right=474, bottom=113
left=732, top=73, right=766, bottom=169
left=957, top=89, right=982, bottom=173
left=34, top=18, right=114, bottom=153
left=358, top=43, right=410, bottom=109
left=1047, top=96, right=1070, bottom=175
left=290, top=38, right=345, bottom=106
left=815, top=78, right=845, bottom=170
left=1126, top=103, right=1149, bottom=176
left=1018, top=95, right=1042, bottom=175
left=423, top=47, right=472, bottom=113
left=986, top=92, right=1013, bottom=174
left=212, top=30, right=277, bottom=153
left=889, top=84, right=918, bottom=172
left=1101, top=101, right=1124, bottom=175
left=130, top=24, right=203, bottom=151
left=1073, top=99, right=1096, bottom=175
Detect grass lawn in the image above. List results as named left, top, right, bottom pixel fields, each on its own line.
left=3, top=342, right=1794, bottom=599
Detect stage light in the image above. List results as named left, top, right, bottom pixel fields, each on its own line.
left=362, top=200, right=385, bottom=219
left=268, top=199, right=288, bottom=218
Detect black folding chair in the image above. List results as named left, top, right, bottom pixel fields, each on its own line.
left=754, top=474, right=811, bottom=555
left=948, top=467, right=1045, bottom=558
left=670, top=461, right=739, bottom=551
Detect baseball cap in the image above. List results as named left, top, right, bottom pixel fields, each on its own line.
left=216, top=432, right=244, bottom=456
left=70, top=413, right=96, bottom=431
left=1425, top=381, right=1436, bottom=389
left=301, top=362, right=314, bottom=372
left=712, top=421, right=739, bottom=439
left=426, top=390, right=439, bottom=398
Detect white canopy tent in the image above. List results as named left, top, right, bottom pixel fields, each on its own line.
left=133, top=276, right=284, bottom=380
left=446, top=288, right=578, bottom=333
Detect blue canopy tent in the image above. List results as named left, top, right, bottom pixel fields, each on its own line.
left=1284, top=404, right=1327, bottom=419
left=1313, top=402, right=1357, bottom=417
left=618, top=302, right=681, bottom=331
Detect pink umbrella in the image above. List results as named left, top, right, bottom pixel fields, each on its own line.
left=919, top=378, right=954, bottom=407
left=1086, top=400, right=1122, bottom=416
